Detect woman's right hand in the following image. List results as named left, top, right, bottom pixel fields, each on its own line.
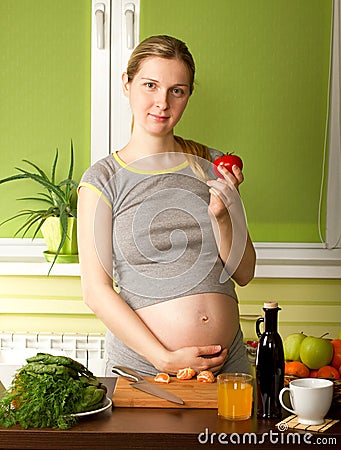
left=158, top=345, right=228, bottom=375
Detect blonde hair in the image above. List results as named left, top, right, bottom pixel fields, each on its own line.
left=126, top=35, right=213, bottom=179
left=127, top=35, right=195, bottom=93
left=174, top=136, right=212, bottom=181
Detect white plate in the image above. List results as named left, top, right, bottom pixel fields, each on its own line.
left=71, top=396, right=113, bottom=417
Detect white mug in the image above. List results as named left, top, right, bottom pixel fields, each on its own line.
left=279, top=378, right=333, bottom=425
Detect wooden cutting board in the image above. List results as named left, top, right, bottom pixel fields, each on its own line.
left=113, top=376, right=218, bottom=408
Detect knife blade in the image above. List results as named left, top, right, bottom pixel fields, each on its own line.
left=112, top=366, right=184, bottom=405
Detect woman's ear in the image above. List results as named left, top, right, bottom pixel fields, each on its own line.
left=122, top=72, right=130, bottom=97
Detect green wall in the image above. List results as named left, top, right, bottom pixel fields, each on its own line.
left=141, top=0, right=332, bottom=242
left=0, top=0, right=333, bottom=243
left=0, top=0, right=91, bottom=237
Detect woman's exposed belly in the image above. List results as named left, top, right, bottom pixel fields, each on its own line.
left=136, top=292, right=239, bottom=352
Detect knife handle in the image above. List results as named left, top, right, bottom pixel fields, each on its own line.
left=111, top=366, right=144, bottom=382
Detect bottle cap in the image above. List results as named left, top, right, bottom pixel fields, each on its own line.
left=263, top=302, right=278, bottom=309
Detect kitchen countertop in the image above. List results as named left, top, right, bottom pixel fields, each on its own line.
left=0, top=403, right=340, bottom=450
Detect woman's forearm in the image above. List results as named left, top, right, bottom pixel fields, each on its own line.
left=207, top=159, right=256, bottom=285
left=210, top=210, right=256, bottom=286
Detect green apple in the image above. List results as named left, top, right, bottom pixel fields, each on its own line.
left=283, top=332, right=307, bottom=361
left=299, top=335, right=333, bottom=369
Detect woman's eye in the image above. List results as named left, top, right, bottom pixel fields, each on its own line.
left=172, top=88, right=185, bottom=96
left=145, top=82, right=156, bottom=89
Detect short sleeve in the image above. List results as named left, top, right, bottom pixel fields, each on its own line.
left=78, top=156, right=117, bottom=208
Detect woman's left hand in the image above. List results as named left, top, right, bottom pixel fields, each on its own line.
left=206, top=164, right=244, bottom=219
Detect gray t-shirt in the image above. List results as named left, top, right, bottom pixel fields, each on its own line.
left=79, top=149, right=237, bottom=309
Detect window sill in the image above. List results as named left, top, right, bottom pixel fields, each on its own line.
left=254, top=242, right=341, bottom=279
left=0, top=239, right=340, bottom=278
left=0, top=239, right=80, bottom=277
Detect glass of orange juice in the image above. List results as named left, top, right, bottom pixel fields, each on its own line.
left=217, top=373, right=253, bottom=420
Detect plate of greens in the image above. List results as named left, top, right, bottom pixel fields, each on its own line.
left=72, top=396, right=112, bottom=417
left=0, top=353, right=111, bottom=429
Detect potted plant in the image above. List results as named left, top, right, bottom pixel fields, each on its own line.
left=0, top=141, right=79, bottom=273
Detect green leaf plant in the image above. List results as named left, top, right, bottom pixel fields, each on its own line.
left=0, top=141, right=79, bottom=274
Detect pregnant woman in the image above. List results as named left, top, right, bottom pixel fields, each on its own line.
left=77, top=35, right=256, bottom=376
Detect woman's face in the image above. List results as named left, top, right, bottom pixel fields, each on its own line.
left=122, top=56, right=191, bottom=138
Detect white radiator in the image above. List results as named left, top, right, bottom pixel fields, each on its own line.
left=0, top=332, right=106, bottom=389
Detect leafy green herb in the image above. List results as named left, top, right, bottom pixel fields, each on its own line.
left=0, top=353, right=106, bottom=430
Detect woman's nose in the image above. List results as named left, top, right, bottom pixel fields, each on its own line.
left=155, top=89, right=169, bottom=109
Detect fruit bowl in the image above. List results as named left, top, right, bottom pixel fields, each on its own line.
left=284, top=375, right=341, bottom=404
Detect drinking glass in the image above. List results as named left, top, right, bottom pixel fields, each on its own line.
left=217, top=373, right=253, bottom=420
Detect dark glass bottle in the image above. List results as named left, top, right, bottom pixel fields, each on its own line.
left=255, top=302, right=284, bottom=418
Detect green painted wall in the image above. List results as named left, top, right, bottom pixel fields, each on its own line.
left=0, top=0, right=333, bottom=243
left=0, top=0, right=91, bottom=237
left=141, top=0, right=332, bottom=242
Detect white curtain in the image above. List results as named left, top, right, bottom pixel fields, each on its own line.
left=326, top=0, right=341, bottom=248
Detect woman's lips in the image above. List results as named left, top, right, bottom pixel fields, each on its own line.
left=149, top=114, right=169, bottom=122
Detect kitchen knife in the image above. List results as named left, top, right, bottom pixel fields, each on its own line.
left=112, top=366, right=184, bottom=405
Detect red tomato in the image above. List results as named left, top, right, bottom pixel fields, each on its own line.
left=213, top=154, right=243, bottom=178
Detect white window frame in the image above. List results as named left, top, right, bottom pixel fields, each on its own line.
left=91, top=0, right=139, bottom=164
left=326, top=0, right=341, bottom=249
left=0, top=238, right=340, bottom=278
